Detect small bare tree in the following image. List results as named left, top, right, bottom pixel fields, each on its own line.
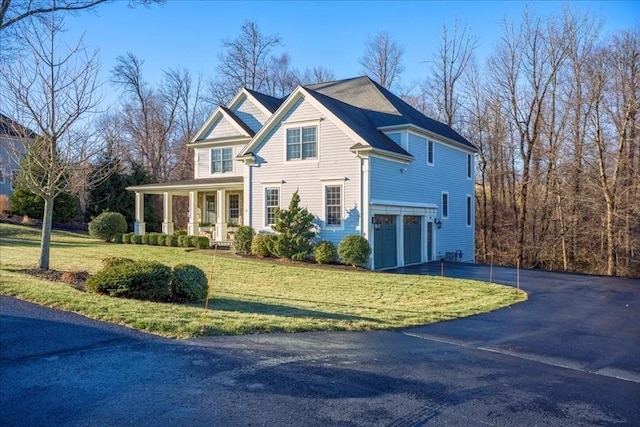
left=1, top=14, right=102, bottom=269
left=359, top=30, right=405, bottom=89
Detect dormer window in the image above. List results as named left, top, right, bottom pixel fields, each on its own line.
left=286, top=126, right=317, bottom=160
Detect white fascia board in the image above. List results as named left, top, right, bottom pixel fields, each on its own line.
left=191, top=107, right=224, bottom=143
left=187, top=136, right=251, bottom=148
left=378, top=124, right=478, bottom=153
left=190, top=107, right=252, bottom=145
left=349, top=146, right=413, bottom=164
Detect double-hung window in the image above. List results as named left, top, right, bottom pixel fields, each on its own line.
left=286, top=126, right=317, bottom=160
left=427, top=140, right=434, bottom=165
left=265, top=188, right=279, bottom=225
left=325, top=185, right=342, bottom=226
left=467, top=154, right=473, bottom=179
left=442, top=192, right=449, bottom=219
left=211, top=147, right=233, bottom=174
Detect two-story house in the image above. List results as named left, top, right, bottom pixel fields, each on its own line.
left=127, top=76, right=477, bottom=269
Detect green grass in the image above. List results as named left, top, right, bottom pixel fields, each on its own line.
left=0, top=223, right=526, bottom=338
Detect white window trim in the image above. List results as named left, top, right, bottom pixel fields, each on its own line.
left=322, top=180, right=344, bottom=230
left=441, top=191, right=449, bottom=219
left=210, top=147, right=234, bottom=175
left=427, top=140, right=434, bottom=166
left=227, top=192, right=241, bottom=225
left=466, top=194, right=473, bottom=227
left=264, top=186, right=281, bottom=227
left=283, top=120, right=320, bottom=163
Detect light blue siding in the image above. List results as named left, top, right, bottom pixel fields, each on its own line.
left=370, top=132, right=475, bottom=262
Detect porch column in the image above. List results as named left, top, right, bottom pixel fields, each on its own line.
left=187, top=191, right=198, bottom=236
left=134, top=192, right=145, bottom=235
left=215, top=190, right=226, bottom=241
left=162, top=192, right=174, bottom=235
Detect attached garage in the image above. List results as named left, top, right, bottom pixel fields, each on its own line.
left=403, top=215, right=422, bottom=265
left=373, top=214, right=397, bottom=269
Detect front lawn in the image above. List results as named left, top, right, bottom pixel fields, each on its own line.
left=0, top=223, right=526, bottom=338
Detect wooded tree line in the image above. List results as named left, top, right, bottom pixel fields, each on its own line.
left=1, top=3, right=637, bottom=276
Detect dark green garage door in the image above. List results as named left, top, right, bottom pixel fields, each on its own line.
left=374, top=215, right=397, bottom=269
left=403, top=215, right=422, bottom=265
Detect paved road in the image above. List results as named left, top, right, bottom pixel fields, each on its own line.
left=1, top=265, right=639, bottom=426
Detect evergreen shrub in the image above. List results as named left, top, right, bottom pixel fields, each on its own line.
left=88, top=212, right=128, bottom=242
left=338, top=235, right=372, bottom=267
left=171, top=264, right=208, bottom=302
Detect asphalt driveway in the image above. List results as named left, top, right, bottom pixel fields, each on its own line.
left=1, top=264, right=639, bottom=426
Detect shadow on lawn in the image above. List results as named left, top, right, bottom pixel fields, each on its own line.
left=0, top=237, right=95, bottom=248
left=210, top=298, right=381, bottom=323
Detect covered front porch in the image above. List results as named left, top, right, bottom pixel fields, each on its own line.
left=126, top=177, right=244, bottom=243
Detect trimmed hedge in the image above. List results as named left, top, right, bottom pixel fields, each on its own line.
left=157, top=234, right=167, bottom=246
left=86, top=260, right=173, bottom=301
left=112, top=233, right=124, bottom=244
left=132, top=234, right=143, bottom=244
left=195, top=236, right=210, bottom=249
left=166, top=235, right=179, bottom=247
left=122, top=233, right=133, bottom=244
left=171, top=264, right=208, bottom=302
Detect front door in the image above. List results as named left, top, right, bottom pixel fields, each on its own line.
left=403, top=215, right=422, bottom=265
left=374, top=214, right=397, bottom=269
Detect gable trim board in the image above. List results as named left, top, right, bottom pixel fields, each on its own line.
left=127, top=76, right=476, bottom=269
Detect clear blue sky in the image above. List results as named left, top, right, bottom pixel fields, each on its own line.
left=62, top=0, right=639, bottom=108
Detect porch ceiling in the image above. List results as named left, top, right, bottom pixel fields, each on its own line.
left=126, top=176, right=243, bottom=195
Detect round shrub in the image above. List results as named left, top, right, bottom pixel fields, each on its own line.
left=174, top=229, right=188, bottom=236
left=157, top=234, right=167, bottom=246
left=112, top=233, right=124, bottom=244
left=189, top=236, right=199, bottom=247
left=166, top=235, right=179, bottom=247
left=234, top=226, right=255, bottom=255
left=314, top=241, right=336, bottom=264
left=178, top=235, right=189, bottom=247
left=132, top=234, right=143, bottom=244
left=147, top=233, right=160, bottom=245
left=171, top=264, right=208, bottom=302
left=251, top=234, right=274, bottom=257
left=338, top=235, right=372, bottom=267
left=86, top=260, right=173, bottom=301
left=195, top=236, right=210, bottom=249
left=141, top=234, right=151, bottom=245
left=122, top=233, right=133, bottom=244
left=88, top=212, right=128, bottom=242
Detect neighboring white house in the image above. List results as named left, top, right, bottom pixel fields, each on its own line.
left=0, top=114, right=33, bottom=209
left=128, top=76, right=477, bottom=269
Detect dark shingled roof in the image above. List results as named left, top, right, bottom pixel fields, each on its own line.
left=220, top=106, right=255, bottom=137
left=303, top=88, right=411, bottom=157
left=0, top=113, right=38, bottom=138
left=307, top=76, right=476, bottom=150
left=244, top=88, right=284, bottom=113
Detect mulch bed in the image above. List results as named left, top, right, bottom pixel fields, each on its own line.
left=20, top=268, right=88, bottom=291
